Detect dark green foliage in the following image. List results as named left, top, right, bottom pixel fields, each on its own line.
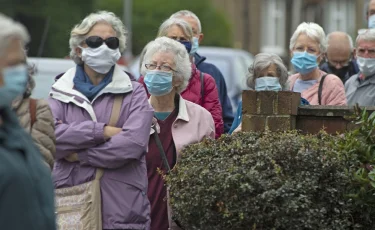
left=167, top=131, right=355, bottom=230
left=331, top=106, right=375, bottom=228
left=95, top=0, right=233, bottom=55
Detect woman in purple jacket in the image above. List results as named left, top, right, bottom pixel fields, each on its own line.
left=48, top=11, right=153, bottom=230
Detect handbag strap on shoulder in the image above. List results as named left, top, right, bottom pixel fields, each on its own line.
left=95, top=94, right=125, bottom=179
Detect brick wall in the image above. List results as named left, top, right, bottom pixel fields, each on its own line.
left=242, top=91, right=375, bottom=134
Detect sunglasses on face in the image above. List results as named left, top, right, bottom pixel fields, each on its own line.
left=84, top=36, right=120, bottom=49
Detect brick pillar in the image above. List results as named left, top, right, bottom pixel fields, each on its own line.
left=242, top=91, right=301, bottom=132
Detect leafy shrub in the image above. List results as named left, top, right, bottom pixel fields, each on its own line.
left=167, top=131, right=355, bottom=230
left=332, top=107, right=375, bottom=228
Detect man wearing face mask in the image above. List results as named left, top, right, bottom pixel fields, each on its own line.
left=0, top=14, right=56, bottom=230
left=170, top=10, right=234, bottom=134
left=345, top=29, right=375, bottom=106
left=320, top=32, right=359, bottom=84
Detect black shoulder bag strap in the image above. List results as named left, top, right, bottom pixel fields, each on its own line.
left=318, top=74, right=328, bottom=105
left=152, top=125, right=171, bottom=173
left=200, top=71, right=205, bottom=105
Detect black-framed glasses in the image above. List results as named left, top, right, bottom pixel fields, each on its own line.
left=85, top=36, right=120, bottom=49
left=145, top=64, right=177, bottom=72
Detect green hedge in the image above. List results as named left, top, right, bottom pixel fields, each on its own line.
left=167, top=108, right=375, bottom=229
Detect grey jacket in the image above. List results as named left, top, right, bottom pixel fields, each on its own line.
left=345, top=73, right=375, bottom=106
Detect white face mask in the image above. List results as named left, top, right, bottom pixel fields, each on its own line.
left=369, top=14, right=375, bottom=29
left=80, top=44, right=121, bottom=74
left=357, top=56, right=375, bottom=77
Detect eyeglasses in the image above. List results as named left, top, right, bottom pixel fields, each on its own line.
left=85, top=36, right=120, bottom=49
left=145, top=64, right=177, bottom=72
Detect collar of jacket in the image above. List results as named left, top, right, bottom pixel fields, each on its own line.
left=194, top=52, right=206, bottom=67
left=49, top=65, right=133, bottom=121
left=149, top=95, right=189, bottom=135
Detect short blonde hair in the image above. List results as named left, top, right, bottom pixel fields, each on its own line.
left=289, top=22, right=327, bottom=53
left=141, top=37, right=192, bottom=94
left=69, top=11, right=127, bottom=64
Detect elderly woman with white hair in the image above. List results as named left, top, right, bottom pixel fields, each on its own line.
left=288, top=22, right=346, bottom=105
left=141, top=37, right=214, bottom=230
left=229, top=53, right=289, bottom=134
left=139, top=18, right=223, bottom=139
left=48, top=11, right=153, bottom=230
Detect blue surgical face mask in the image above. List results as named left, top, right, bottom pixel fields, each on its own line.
left=144, top=70, right=173, bottom=96
left=190, top=37, right=199, bottom=54
left=291, top=51, right=319, bottom=75
left=255, top=76, right=282, bottom=91
left=178, top=40, right=192, bottom=53
left=369, top=14, right=375, bottom=29
left=0, top=64, right=28, bottom=106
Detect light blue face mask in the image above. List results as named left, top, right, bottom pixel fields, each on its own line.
left=144, top=70, right=173, bottom=96
left=291, top=51, right=319, bottom=75
left=255, top=76, right=282, bottom=91
left=0, top=64, right=28, bottom=107
left=190, top=37, right=199, bottom=54
left=369, top=14, right=375, bottom=29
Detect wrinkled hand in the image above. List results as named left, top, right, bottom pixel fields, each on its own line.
left=65, top=153, right=79, bottom=162
left=104, top=126, right=122, bottom=140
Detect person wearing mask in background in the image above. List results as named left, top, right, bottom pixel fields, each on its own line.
left=345, top=29, right=375, bottom=106
left=0, top=13, right=56, bottom=230
left=12, top=61, right=55, bottom=170
left=139, top=18, right=224, bottom=138
left=320, top=31, right=359, bottom=84
left=288, top=22, right=347, bottom=105
left=367, top=0, right=375, bottom=28
left=141, top=36, right=215, bottom=230
left=170, top=10, right=234, bottom=133
left=229, top=53, right=289, bottom=134
left=49, top=11, right=153, bottom=230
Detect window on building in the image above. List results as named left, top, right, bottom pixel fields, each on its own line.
left=260, top=0, right=287, bottom=57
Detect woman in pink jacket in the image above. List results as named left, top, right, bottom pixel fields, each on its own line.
left=139, top=18, right=223, bottom=138
left=141, top=37, right=215, bottom=230
left=288, top=22, right=347, bottom=105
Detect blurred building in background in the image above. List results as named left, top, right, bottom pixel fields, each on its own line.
left=210, top=0, right=367, bottom=60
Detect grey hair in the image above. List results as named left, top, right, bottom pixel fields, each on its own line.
left=69, top=11, right=127, bottom=65
left=246, top=53, right=289, bottom=90
left=170, top=10, right=202, bottom=34
left=289, top=22, right=327, bottom=53
left=0, top=13, right=30, bottom=56
left=138, top=41, right=152, bottom=75
left=355, top=29, right=375, bottom=46
left=326, top=32, right=354, bottom=50
left=157, top=18, right=193, bottom=42
left=140, top=37, right=192, bottom=94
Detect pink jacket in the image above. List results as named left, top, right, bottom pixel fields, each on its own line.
left=289, top=70, right=347, bottom=105
left=150, top=96, right=215, bottom=160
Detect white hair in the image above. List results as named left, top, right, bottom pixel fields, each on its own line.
left=355, top=29, right=375, bottom=46
left=0, top=13, right=30, bottom=56
left=326, top=32, right=354, bottom=50
left=289, top=22, right=327, bottom=53
left=247, top=53, right=289, bottom=90
left=69, top=11, right=127, bottom=65
left=141, top=37, right=192, bottom=94
left=170, top=10, right=202, bottom=34
left=157, top=18, right=193, bottom=42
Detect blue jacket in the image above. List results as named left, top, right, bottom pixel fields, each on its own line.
left=0, top=106, right=56, bottom=229
left=194, top=53, right=234, bottom=133
left=320, top=59, right=359, bottom=84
